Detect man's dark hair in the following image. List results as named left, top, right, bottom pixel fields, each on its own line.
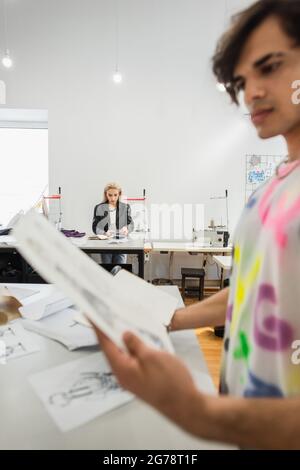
left=212, top=0, right=300, bottom=104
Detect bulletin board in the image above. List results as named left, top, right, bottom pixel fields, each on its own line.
left=245, top=154, right=285, bottom=202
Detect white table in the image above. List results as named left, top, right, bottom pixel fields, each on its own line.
left=212, top=255, right=232, bottom=289
left=151, top=242, right=232, bottom=281
left=0, top=237, right=146, bottom=279
left=212, top=256, right=232, bottom=270
left=152, top=242, right=232, bottom=254
left=0, top=283, right=233, bottom=450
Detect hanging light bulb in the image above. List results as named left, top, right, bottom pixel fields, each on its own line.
left=216, top=82, right=226, bottom=93
left=2, top=49, right=13, bottom=68
left=112, top=0, right=123, bottom=85
left=113, top=71, right=123, bottom=84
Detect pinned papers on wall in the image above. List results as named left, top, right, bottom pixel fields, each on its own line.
left=29, top=352, right=133, bottom=432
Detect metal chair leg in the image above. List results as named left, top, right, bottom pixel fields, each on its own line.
left=182, top=275, right=186, bottom=300
left=199, top=276, right=204, bottom=300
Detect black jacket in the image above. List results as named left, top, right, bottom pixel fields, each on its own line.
left=92, top=201, right=134, bottom=235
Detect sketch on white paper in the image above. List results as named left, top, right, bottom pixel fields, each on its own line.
left=29, top=352, right=133, bottom=432
left=0, top=323, right=40, bottom=363
left=49, top=371, right=120, bottom=408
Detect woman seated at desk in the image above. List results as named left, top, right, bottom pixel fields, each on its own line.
left=92, top=182, right=134, bottom=265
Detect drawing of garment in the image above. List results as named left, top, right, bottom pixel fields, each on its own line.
left=49, top=372, right=120, bottom=407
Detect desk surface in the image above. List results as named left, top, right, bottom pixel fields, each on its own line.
left=213, top=255, right=232, bottom=270
left=0, top=236, right=232, bottom=254
left=79, top=238, right=145, bottom=251
left=0, top=284, right=233, bottom=450
left=152, top=241, right=233, bottom=254
left=0, top=236, right=146, bottom=252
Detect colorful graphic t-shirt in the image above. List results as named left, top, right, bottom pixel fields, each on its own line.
left=220, top=159, right=300, bottom=398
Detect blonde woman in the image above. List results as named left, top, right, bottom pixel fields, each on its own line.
left=92, top=182, right=134, bottom=264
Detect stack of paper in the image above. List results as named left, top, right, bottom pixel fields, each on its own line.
left=2, top=285, right=39, bottom=301
left=19, top=285, right=73, bottom=321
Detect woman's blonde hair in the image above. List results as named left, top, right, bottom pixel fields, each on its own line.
left=102, top=182, right=122, bottom=203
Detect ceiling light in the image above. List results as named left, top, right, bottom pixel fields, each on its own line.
left=2, top=50, right=13, bottom=68
left=113, top=71, right=123, bottom=84
left=112, top=0, right=123, bottom=85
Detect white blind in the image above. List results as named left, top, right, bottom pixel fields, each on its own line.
left=0, top=127, right=48, bottom=227
left=0, top=108, right=48, bottom=129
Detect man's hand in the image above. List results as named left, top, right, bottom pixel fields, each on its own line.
left=93, top=326, right=201, bottom=424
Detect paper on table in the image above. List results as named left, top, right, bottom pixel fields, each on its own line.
left=88, top=235, right=111, bottom=241
left=23, top=307, right=98, bottom=350
left=73, top=312, right=91, bottom=328
left=0, top=235, right=16, bottom=245
left=19, top=285, right=73, bottom=321
left=107, top=237, right=128, bottom=244
left=29, top=352, right=133, bottom=432
left=2, top=285, right=39, bottom=302
left=6, top=210, right=24, bottom=228
left=0, top=322, right=40, bottom=363
left=13, top=210, right=175, bottom=352
left=114, top=270, right=178, bottom=326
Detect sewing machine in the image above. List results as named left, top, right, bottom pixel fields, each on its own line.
left=193, top=228, right=230, bottom=247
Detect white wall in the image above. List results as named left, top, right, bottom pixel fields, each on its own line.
left=0, top=0, right=287, bottom=276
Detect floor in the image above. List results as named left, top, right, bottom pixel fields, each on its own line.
left=184, top=295, right=223, bottom=389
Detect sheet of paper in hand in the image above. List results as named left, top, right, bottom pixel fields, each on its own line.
left=13, top=210, right=176, bottom=352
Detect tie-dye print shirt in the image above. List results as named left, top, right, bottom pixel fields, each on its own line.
left=220, top=159, right=300, bottom=398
